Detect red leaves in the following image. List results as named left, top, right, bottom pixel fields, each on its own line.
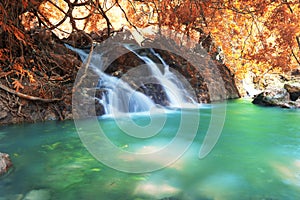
left=10, top=62, right=36, bottom=92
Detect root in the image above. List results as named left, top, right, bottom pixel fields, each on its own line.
left=0, top=83, right=63, bottom=103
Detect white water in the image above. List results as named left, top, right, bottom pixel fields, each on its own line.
left=124, top=44, right=197, bottom=107
left=67, top=44, right=197, bottom=115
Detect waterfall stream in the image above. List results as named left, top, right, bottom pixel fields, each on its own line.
left=67, top=44, right=197, bottom=115
left=124, top=44, right=197, bottom=107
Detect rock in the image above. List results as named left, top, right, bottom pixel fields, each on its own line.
left=262, top=73, right=285, bottom=90
left=251, top=72, right=300, bottom=108
left=23, top=189, right=51, bottom=200
left=44, top=110, right=58, bottom=121
left=252, top=88, right=289, bottom=106
left=0, top=152, right=13, bottom=175
left=149, top=38, right=240, bottom=102
left=0, top=110, right=7, bottom=120
left=284, top=83, right=300, bottom=101
left=0, top=194, right=23, bottom=200
left=291, top=69, right=300, bottom=76
left=240, top=72, right=261, bottom=97
left=216, top=62, right=241, bottom=100
left=134, top=182, right=180, bottom=200
left=0, top=101, right=8, bottom=120
left=252, top=88, right=300, bottom=108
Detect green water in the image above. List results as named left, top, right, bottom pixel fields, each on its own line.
left=0, top=99, right=300, bottom=200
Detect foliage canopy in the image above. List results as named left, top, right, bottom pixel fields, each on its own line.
left=0, top=0, right=299, bottom=89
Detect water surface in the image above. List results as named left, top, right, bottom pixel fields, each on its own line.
left=0, top=99, right=300, bottom=200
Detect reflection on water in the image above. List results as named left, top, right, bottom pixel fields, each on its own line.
left=0, top=99, right=300, bottom=200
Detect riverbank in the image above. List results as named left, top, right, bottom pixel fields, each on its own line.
left=0, top=30, right=82, bottom=125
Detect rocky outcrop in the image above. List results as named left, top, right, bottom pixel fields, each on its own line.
left=0, top=152, right=13, bottom=175
left=253, top=83, right=300, bottom=108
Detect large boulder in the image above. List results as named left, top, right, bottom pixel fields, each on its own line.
left=0, top=152, right=13, bottom=175
left=252, top=88, right=300, bottom=108
left=251, top=71, right=300, bottom=108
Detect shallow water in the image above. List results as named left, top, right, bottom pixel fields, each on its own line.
left=0, top=99, right=300, bottom=200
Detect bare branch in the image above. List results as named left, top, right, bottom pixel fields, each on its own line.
left=115, top=0, right=141, bottom=35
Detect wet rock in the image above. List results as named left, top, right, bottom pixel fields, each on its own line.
left=252, top=88, right=288, bottom=107
left=252, top=88, right=300, bottom=108
left=150, top=39, right=240, bottom=102
left=44, top=111, right=58, bottom=121
left=23, top=189, right=51, bottom=200
left=284, top=83, right=300, bottom=101
left=0, top=152, right=13, bottom=175
left=134, top=182, right=180, bottom=200
left=138, top=83, right=169, bottom=106
left=252, top=77, right=300, bottom=108
left=0, top=194, right=23, bottom=200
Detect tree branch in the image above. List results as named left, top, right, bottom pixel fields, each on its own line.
left=292, top=49, right=300, bottom=66
left=115, top=0, right=141, bottom=34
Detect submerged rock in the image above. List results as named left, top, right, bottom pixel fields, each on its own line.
left=0, top=152, right=13, bottom=176
left=23, top=189, right=51, bottom=200
left=0, top=194, right=23, bottom=200
left=134, top=182, right=180, bottom=199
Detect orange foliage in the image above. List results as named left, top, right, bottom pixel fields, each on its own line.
left=3, top=0, right=300, bottom=85
left=12, top=78, right=24, bottom=92
left=122, top=0, right=300, bottom=80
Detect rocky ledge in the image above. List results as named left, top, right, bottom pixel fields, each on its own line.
left=252, top=83, right=300, bottom=108
left=0, top=152, right=13, bottom=175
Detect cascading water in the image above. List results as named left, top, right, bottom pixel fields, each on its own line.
left=67, top=44, right=197, bottom=115
left=124, top=44, right=197, bottom=107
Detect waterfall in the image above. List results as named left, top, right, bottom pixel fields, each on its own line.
left=124, top=44, right=197, bottom=107
left=96, top=73, right=156, bottom=114
left=67, top=44, right=197, bottom=115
